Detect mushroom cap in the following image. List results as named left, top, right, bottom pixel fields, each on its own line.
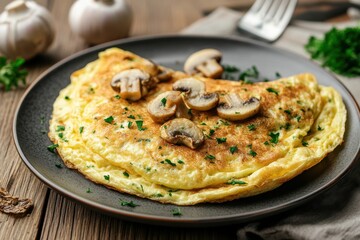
left=217, top=93, right=260, bottom=121
left=111, top=68, right=157, bottom=101
left=184, top=49, right=223, bottom=77
left=147, top=91, right=182, bottom=123
left=185, top=92, right=219, bottom=111
left=172, top=78, right=205, bottom=96
left=156, top=66, right=173, bottom=82
left=160, top=118, right=205, bottom=149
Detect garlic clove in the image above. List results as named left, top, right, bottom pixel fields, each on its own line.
left=69, top=0, right=133, bottom=45
left=0, top=0, right=55, bottom=60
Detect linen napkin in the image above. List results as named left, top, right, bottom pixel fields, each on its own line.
left=182, top=7, right=360, bottom=240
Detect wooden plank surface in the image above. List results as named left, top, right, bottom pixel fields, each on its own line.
left=0, top=0, right=349, bottom=239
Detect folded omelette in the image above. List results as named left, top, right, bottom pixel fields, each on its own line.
left=49, top=48, right=346, bottom=205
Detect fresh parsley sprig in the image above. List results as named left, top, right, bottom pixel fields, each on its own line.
left=0, top=57, right=27, bottom=91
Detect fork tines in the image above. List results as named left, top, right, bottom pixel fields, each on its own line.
left=238, top=0, right=297, bottom=42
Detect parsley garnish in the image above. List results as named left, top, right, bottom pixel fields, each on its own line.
left=104, top=116, right=114, bottom=124
left=205, top=154, right=215, bottom=161
left=295, top=115, right=301, bottom=122
left=104, top=175, right=110, bottom=181
left=209, top=129, right=215, bottom=136
left=248, top=124, right=256, bottom=131
left=216, top=137, right=227, bottom=144
left=264, top=141, right=270, bottom=146
left=123, top=171, right=129, bottom=177
left=269, top=132, right=280, bottom=144
left=161, top=97, right=167, bottom=106
left=120, top=199, right=139, bottom=207
left=64, top=96, right=70, bottom=100
left=266, top=88, right=279, bottom=95
left=200, top=122, right=207, bottom=125
left=229, top=146, right=238, bottom=154
left=55, top=163, right=62, bottom=169
left=128, top=121, right=133, bottom=128
left=86, top=188, right=92, bottom=193
left=135, top=120, right=146, bottom=131
left=128, top=115, right=135, bottom=119
left=79, top=126, right=84, bottom=134
left=56, top=125, right=65, bottom=132
left=302, top=141, right=309, bottom=147
left=222, top=64, right=240, bottom=73
left=177, top=160, right=184, bottom=164
left=318, top=125, right=324, bottom=131
left=227, top=179, right=247, bottom=185
left=47, top=144, right=59, bottom=153
left=171, top=207, right=182, bottom=216
left=0, top=57, right=27, bottom=91
left=161, top=159, right=176, bottom=167
left=114, top=95, right=121, bottom=99
left=284, top=109, right=292, bottom=115
left=275, top=72, right=282, bottom=78
left=249, top=149, right=257, bottom=157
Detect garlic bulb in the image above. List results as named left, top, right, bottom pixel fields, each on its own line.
left=0, top=0, right=55, bottom=60
left=69, top=0, right=133, bottom=45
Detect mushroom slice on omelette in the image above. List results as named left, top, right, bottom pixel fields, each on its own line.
left=49, top=48, right=346, bottom=205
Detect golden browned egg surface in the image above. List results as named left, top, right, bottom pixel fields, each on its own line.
left=49, top=48, right=346, bottom=205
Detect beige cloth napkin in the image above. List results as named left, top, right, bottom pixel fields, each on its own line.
left=182, top=7, right=360, bottom=240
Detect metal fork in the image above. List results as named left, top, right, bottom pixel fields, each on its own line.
left=238, top=0, right=298, bottom=42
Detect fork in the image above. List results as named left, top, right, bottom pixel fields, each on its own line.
left=238, top=0, right=298, bottom=42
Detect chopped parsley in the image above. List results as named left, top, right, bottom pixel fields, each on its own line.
left=266, top=87, right=279, bottom=95
left=47, top=144, right=59, bottom=153
left=104, top=116, right=114, bottom=124
left=200, top=122, right=207, bottom=125
left=155, top=193, right=164, bottom=198
left=114, top=95, right=121, bottom=99
left=177, top=160, right=184, bottom=164
left=227, top=179, right=247, bottom=185
left=247, top=124, right=256, bottom=131
left=222, top=64, right=240, bottom=73
left=209, top=129, right=215, bottom=136
left=171, top=207, right=182, bottom=216
left=128, top=115, right=135, bottom=119
left=79, top=126, right=84, bottom=134
left=205, top=154, right=216, bottom=161
left=120, top=199, right=139, bottom=207
left=269, top=132, right=280, bottom=144
left=284, top=109, right=292, bottom=115
left=275, top=72, right=282, bottom=78
left=229, top=146, right=238, bottom=154
left=161, top=159, right=176, bottom=167
left=64, top=96, right=70, bottom=100
left=216, top=137, right=227, bottom=144
left=249, top=149, right=257, bottom=157
left=295, top=115, right=301, bottom=122
left=302, top=141, right=309, bottom=147
left=128, top=121, right=133, bottom=128
left=55, top=163, right=62, bottom=169
left=123, top=171, right=129, bottom=177
left=86, top=188, right=92, bottom=193
left=264, top=141, right=270, bottom=146
left=104, top=175, right=110, bottom=181
left=161, top=97, right=167, bottom=106
left=56, top=125, right=65, bottom=132
left=135, top=120, right=146, bottom=131
left=318, top=125, right=324, bottom=131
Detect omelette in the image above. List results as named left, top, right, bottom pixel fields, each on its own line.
left=48, top=48, right=346, bottom=205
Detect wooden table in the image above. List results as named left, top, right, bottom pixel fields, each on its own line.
left=0, top=0, right=351, bottom=239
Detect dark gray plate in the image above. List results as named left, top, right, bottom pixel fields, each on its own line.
left=13, top=35, right=360, bottom=227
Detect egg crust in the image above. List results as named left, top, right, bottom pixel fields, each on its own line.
left=49, top=48, right=346, bottom=205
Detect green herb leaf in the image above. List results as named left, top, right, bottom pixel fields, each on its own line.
left=47, top=144, right=59, bottom=153
left=56, top=125, right=65, bottom=132
left=229, top=146, right=238, bottom=154
left=64, top=96, right=70, bottom=100
left=302, top=141, right=309, bottom=147
left=284, top=109, right=292, bottom=115
left=269, top=132, right=280, bottom=144
left=120, top=199, right=139, bottom=207
left=104, top=116, right=114, bottom=124
left=249, top=149, right=257, bottom=157
left=171, top=207, right=182, bottom=216
left=104, top=175, right=110, bottom=181
left=227, top=179, right=247, bottom=185
left=135, top=120, right=146, bottom=131
left=128, top=121, right=133, bottom=128
left=209, top=129, right=215, bottom=136
left=161, top=97, right=167, bottom=106
left=55, top=163, right=62, bottom=169
left=305, top=27, right=360, bottom=77
left=205, top=154, right=215, bottom=161
left=86, top=188, right=92, bottom=193
left=128, top=115, right=135, bottom=119
left=266, top=88, right=279, bottom=95
left=317, top=125, right=324, bottom=131
left=79, top=126, right=84, bottom=134
left=114, top=95, right=121, bottom=99
left=123, top=171, right=129, bottom=177
left=177, top=160, right=184, bottom=164
left=247, top=124, right=256, bottom=131
left=216, top=137, right=227, bottom=144
left=0, top=57, right=27, bottom=91
left=161, top=159, right=176, bottom=167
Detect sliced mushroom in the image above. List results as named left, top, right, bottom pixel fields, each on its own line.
left=160, top=118, right=205, bottom=149
left=173, top=78, right=219, bottom=111
left=111, top=69, right=157, bottom=101
left=156, top=66, right=173, bottom=82
left=217, top=93, right=260, bottom=121
left=184, top=49, right=223, bottom=78
left=147, top=91, right=181, bottom=123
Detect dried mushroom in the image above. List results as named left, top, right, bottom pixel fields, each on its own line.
left=0, top=188, right=33, bottom=217
left=160, top=118, right=205, bottom=149
left=217, top=93, right=260, bottom=121
left=184, top=49, right=223, bottom=78
left=147, top=91, right=191, bottom=123
left=173, top=78, right=219, bottom=111
left=111, top=69, right=157, bottom=101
